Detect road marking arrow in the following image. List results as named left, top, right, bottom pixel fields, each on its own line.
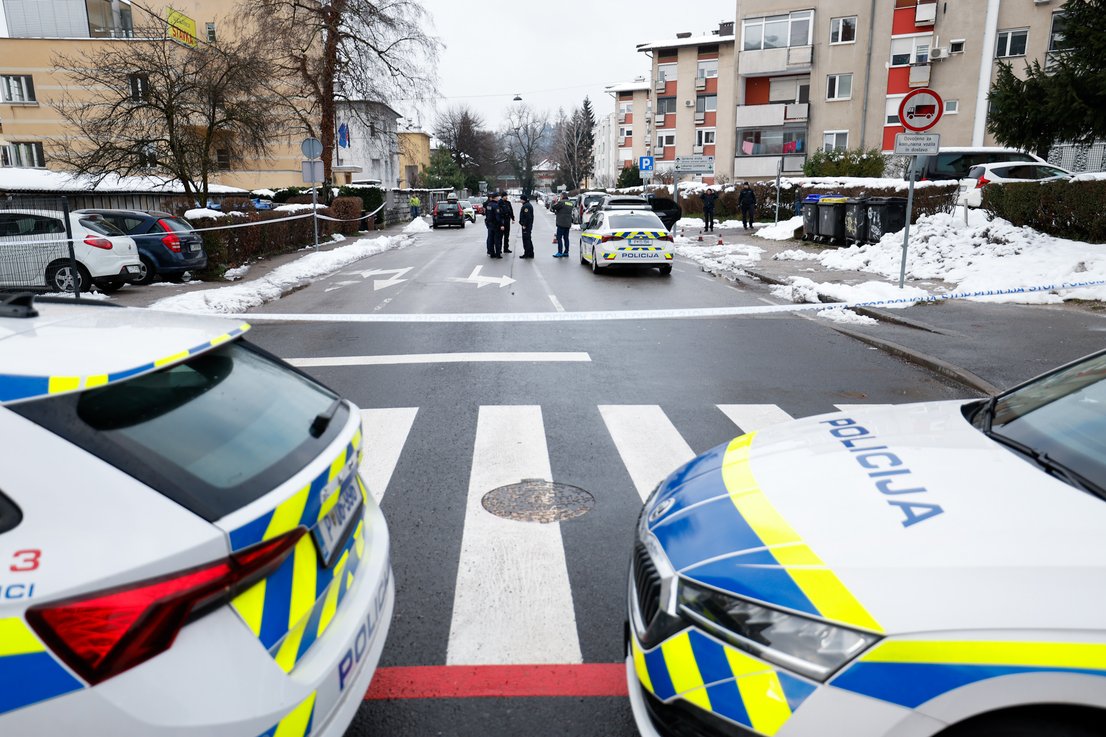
left=448, top=265, right=516, bottom=289
left=351, top=267, right=413, bottom=291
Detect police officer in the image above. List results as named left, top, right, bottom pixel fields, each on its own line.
left=498, top=191, right=515, bottom=254
left=518, top=193, right=535, bottom=258
left=485, top=192, right=502, bottom=258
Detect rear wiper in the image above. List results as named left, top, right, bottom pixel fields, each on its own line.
left=309, top=398, right=343, bottom=438
left=986, top=431, right=1106, bottom=500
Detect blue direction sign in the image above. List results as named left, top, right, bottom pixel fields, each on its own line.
left=639, top=156, right=655, bottom=172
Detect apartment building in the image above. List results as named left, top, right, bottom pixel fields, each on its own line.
left=637, top=24, right=738, bottom=183
left=336, top=100, right=401, bottom=187
left=604, top=78, right=651, bottom=173
left=592, top=111, right=618, bottom=187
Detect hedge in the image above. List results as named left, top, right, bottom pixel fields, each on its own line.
left=981, top=179, right=1106, bottom=244
left=186, top=208, right=339, bottom=279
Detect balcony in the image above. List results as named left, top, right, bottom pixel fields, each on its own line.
left=738, top=45, right=813, bottom=76
left=693, top=145, right=704, bottom=154
left=909, top=63, right=931, bottom=87
left=916, top=1, right=937, bottom=25
left=654, top=113, right=667, bottom=126
left=784, top=103, right=809, bottom=121
left=653, top=146, right=666, bottom=155
left=654, top=79, right=666, bottom=92
left=735, top=103, right=790, bottom=128
left=695, top=77, right=707, bottom=90
left=694, top=112, right=706, bottom=124
left=618, top=113, right=627, bottom=124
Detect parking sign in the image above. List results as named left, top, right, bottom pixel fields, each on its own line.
left=639, top=156, right=655, bottom=172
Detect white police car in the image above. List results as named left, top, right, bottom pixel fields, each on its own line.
left=0, top=295, right=393, bottom=736
left=629, top=350, right=1106, bottom=737
left=579, top=210, right=674, bottom=276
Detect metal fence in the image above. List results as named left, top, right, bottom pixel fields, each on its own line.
left=0, top=195, right=83, bottom=298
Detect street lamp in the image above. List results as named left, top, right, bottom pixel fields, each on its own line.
left=512, top=94, right=522, bottom=102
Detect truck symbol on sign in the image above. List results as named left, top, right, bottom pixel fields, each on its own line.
left=906, top=104, right=937, bottom=121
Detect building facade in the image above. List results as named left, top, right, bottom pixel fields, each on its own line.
left=592, top=111, right=617, bottom=187
left=396, top=129, right=430, bottom=189
left=336, top=101, right=400, bottom=187
left=604, top=78, right=651, bottom=175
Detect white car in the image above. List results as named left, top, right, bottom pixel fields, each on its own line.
left=0, top=210, right=142, bottom=293
left=0, top=296, right=393, bottom=736
left=459, top=200, right=476, bottom=223
left=628, top=349, right=1106, bottom=737
left=957, top=162, right=1073, bottom=208
left=580, top=210, right=673, bottom=275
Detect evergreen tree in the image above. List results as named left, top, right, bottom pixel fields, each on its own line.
left=579, top=97, right=597, bottom=184
left=423, top=148, right=464, bottom=190
left=617, top=164, right=643, bottom=189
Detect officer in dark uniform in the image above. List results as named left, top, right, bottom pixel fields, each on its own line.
left=485, top=192, right=502, bottom=258
left=518, top=193, right=535, bottom=258
left=498, top=191, right=515, bottom=254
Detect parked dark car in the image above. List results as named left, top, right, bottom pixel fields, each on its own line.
left=647, top=196, right=682, bottom=231
left=76, top=209, right=207, bottom=285
left=432, top=200, right=465, bottom=229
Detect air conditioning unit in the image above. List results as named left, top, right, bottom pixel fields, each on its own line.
left=929, top=47, right=949, bottom=61
left=684, top=99, right=694, bottom=107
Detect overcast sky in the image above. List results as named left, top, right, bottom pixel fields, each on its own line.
left=397, top=0, right=735, bottom=132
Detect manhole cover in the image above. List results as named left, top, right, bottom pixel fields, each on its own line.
left=481, top=479, right=595, bottom=523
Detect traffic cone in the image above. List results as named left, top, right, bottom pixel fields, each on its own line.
left=698, top=235, right=703, bottom=242
left=717, top=237, right=724, bottom=245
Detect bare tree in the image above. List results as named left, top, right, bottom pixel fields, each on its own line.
left=552, top=107, right=589, bottom=190
left=250, top=0, right=440, bottom=192
left=502, top=105, right=549, bottom=193
left=51, top=27, right=279, bottom=203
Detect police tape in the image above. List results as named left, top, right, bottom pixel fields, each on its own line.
left=238, top=279, right=1106, bottom=324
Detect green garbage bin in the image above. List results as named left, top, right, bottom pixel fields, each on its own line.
left=866, top=197, right=908, bottom=241
left=844, top=198, right=869, bottom=245
left=817, top=196, right=848, bottom=244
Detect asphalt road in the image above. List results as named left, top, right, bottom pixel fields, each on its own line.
left=242, top=204, right=974, bottom=737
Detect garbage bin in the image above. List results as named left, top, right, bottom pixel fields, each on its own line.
left=844, top=198, right=869, bottom=245
left=866, top=197, right=908, bottom=242
left=817, top=196, right=848, bottom=244
left=801, top=194, right=824, bottom=241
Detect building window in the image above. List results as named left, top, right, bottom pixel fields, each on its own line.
left=86, top=0, right=133, bottom=38
left=949, top=39, right=965, bottom=54
left=1, top=142, right=46, bottom=168
left=696, top=60, right=719, bottom=79
left=738, top=126, right=806, bottom=156
left=995, top=29, right=1028, bottom=58
left=830, top=16, right=856, bottom=45
left=216, top=149, right=231, bottom=170
left=890, top=36, right=932, bottom=66
left=206, top=22, right=217, bottom=43
left=823, top=131, right=848, bottom=152
left=826, top=73, right=852, bottom=101
left=656, top=97, right=677, bottom=114
left=657, top=63, right=677, bottom=83
left=695, top=95, right=718, bottom=113
left=128, top=74, right=149, bottom=102
left=655, top=133, right=676, bottom=148
left=885, top=96, right=904, bottom=125
left=137, top=142, right=157, bottom=168
left=769, top=76, right=810, bottom=104
left=1048, top=12, right=1067, bottom=53
left=945, top=99, right=959, bottom=114
left=696, top=129, right=716, bottom=147
left=619, top=102, right=633, bottom=115
left=618, top=126, right=631, bottom=140
left=1, top=75, right=35, bottom=104
left=742, top=10, right=813, bottom=51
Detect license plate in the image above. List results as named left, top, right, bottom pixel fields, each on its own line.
left=125, top=264, right=142, bottom=274
left=312, top=478, right=364, bottom=567
left=630, top=238, right=652, bottom=246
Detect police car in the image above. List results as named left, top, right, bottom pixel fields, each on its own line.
left=579, top=210, right=674, bottom=275
left=0, top=295, right=393, bottom=736
left=628, top=349, right=1106, bottom=737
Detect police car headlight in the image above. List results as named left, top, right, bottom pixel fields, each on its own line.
left=678, top=581, right=879, bottom=681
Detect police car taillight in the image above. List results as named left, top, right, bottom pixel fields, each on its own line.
left=600, top=235, right=624, bottom=243
left=26, top=528, right=305, bottom=685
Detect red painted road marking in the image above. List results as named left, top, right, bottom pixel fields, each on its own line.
left=365, top=663, right=628, bottom=700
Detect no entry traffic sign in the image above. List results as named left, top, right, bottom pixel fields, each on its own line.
left=898, top=88, right=944, bottom=133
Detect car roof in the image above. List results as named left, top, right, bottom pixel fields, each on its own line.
left=0, top=300, right=250, bottom=405
left=76, top=209, right=170, bottom=217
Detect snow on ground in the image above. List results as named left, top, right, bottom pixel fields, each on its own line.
left=251, top=189, right=277, bottom=198
left=754, top=216, right=804, bottom=241
left=816, top=307, right=879, bottom=326
left=771, top=278, right=930, bottom=309
left=273, top=204, right=320, bottom=213
left=774, top=248, right=823, bottom=261
left=818, top=211, right=1106, bottom=303
left=675, top=243, right=764, bottom=275
left=403, top=217, right=431, bottom=233
left=150, top=234, right=410, bottom=314
left=676, top=217, right=705, bottom=229
left=184, top=208, right=226, bottom=220
left=223, top=265, right=250, bottom=281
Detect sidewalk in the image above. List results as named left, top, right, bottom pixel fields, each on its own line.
left=677, top=222, right=1106, bottom=394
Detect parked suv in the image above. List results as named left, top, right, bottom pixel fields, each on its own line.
left=77, top=210, right=207, bottom=285
left=0, top=210, right=141, bottom=293
left=431, top=200, right=465, bottom=229
left=905, top=147, right=1044, bottom=181
left=958, top=162, right=1073, bottom=208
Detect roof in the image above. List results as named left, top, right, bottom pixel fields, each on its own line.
left=0, top=301, right=250, bottom=405
left=606, top=80, right=651, bottom=93
left=637, top=32, right=735, bottom=53
left=0, top=168, right=247, bottom=196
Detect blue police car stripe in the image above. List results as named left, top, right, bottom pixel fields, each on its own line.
left=0, top=618, right=83, bottom=716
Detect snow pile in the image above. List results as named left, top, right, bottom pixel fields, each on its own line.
left=150, top=234, right=410, bottom=314
left=774, top=176, right=951, bottom=192
left=273, top=204, right=320, bottom=213
left=403, top=217, right=432, bottom=233
left=817, top=307, right=879, bottom=326
left=819, top=211, right=1106, bottom=303
left=771, top=278, right=930, bottom=309
left=774, top=248, right=823, bottom=261
left=754, top=216, right=804, bottom=241
left=223, top=265, right=250, bottom=281
left=251, top=189, right=277, bottom=198
left=184, top=208, right=227, bottom=220
left=676, top=217, right=705, bottom=229
left=675, top=243, right=764, bottom=275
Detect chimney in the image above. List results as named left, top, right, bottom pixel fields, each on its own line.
left=676, top=32, right=692, bottom=39
left=719, top=21, right=735, bottom=37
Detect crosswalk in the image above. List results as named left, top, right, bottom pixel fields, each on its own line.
left=356, top=402, right=892, bottom=669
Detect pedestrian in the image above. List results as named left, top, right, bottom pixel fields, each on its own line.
left=485, top=192, right=502, bottom=258
left=409, top=193, right=421, bottom=220
left=518, top=193, right=535, bottom=258
left=551, top=192, right=573, bottom=258
left=498, top=191, right=515, bottom=254
left=739, top=182, right=757, bottom=231
left=701, top=188, right=718, bottom=233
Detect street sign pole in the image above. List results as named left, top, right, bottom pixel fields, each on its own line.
left=894, top=89, right=944, bottom=289
left=301, top=137, right=324, bottom=251
left=775, top=157, right=783, bottom=226
left=899, top=155, right=917, bottom=289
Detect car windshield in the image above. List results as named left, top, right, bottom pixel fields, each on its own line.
left=158, top=217, right=195, bottom=234
left=978, top=351, right=1106, bottom=495
left=608, top=213, right=665, bottom=230
left=79, top=216, right=126, bottom=236
left=607, top=199, right=648, bottom=208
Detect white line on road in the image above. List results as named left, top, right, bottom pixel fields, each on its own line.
left=599, top=405, right=696, bottom=502
left=548, top=294, right=565, bottom=312
left=286, top=352, right=591, bottom=368
left=716, top=404, right=795, bottom=434
left=447, top=406, right=582, bottom=665
left=357, top=408, right=418, bottom=503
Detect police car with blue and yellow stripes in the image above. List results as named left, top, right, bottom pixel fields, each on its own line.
left=628, top=349, right=1106, bottom=737
left=0, top=295, right=393, bottom=736
left=579, top=208, right=674, bottom=276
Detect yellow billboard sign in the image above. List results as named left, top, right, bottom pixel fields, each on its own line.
left=166, top=8, right=198, bottom=49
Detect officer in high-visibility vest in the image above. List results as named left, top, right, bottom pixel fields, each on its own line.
left=409, top=194, right=421, bottom=220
